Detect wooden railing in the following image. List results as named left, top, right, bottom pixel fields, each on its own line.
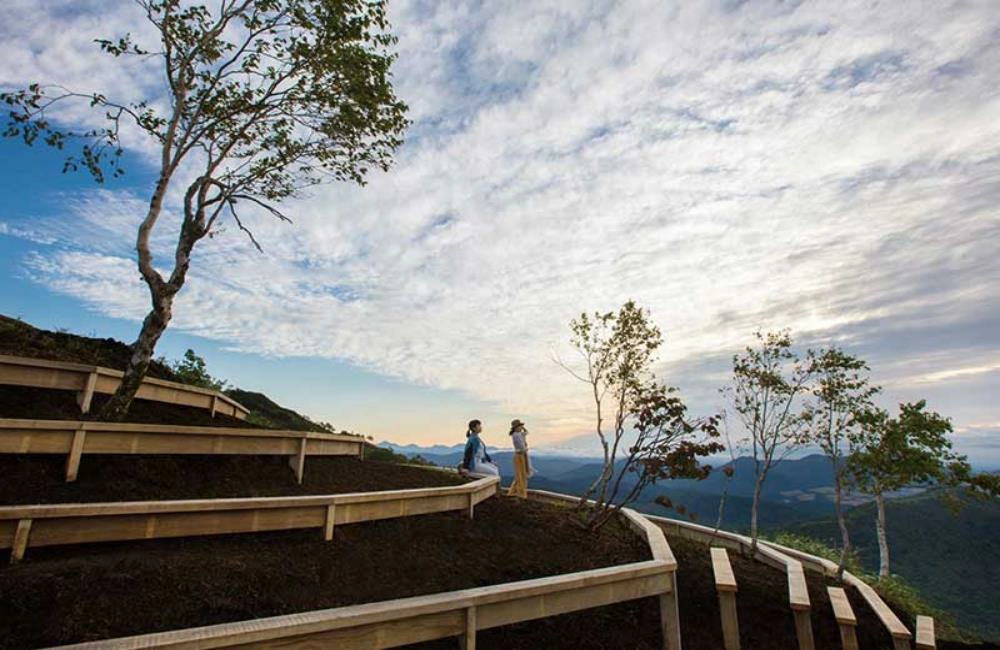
left=0, top=354, right=249, bottom=419
left=2, top=476, right=499, bottom=563
left=44, top=504, right=679, bottom=650
left=760, top=537, right=914, bottom=650
left=0, top=418, right=363, bottom=482
left=527, top=489, right=915, bottom=650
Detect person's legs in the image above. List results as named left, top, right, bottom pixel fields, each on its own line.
left=507, top=452, right=528, bottom=498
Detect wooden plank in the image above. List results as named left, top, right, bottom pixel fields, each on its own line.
left=324, top=504, right=336, bottom=541
left=711, top=547, right=737, bottom=592
left=10, top=519, right=31, bottom=563
left=843, top=573, right=912, bottom=642
left=827, top=587, right=858, bottom=650
left=916, top=615, right=935, bottom=650
left=461, top=606, right=477, bottom=650
left=64, top=425, right=87, bottom=482
left=794, top=608, right=815, bottom=650
left=827, top=587, right=856, bottom=625
left=712, top=548, right=740, bottom=650
left=787, top=562, right=810, bottom=610
left=76, top=371, right=98, bottom=414
left=289, top=438, right=307, bottom=483
left=718, top=590, right=740, bottom=650
left=660, top=572, right=682, bottom=650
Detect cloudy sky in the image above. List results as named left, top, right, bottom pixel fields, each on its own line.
left=1, top=0, right=998, bottom=464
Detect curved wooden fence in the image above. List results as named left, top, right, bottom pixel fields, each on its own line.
left=44, top=503, right=679, bottom=650
left=527, top=489, right=915, bottom=650
left=2, top=476, right=499, bottom=563
left=0, top=418, right=363, bottom=482
left=0, top=354, right=248, bottom=419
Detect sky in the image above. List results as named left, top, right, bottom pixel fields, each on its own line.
left=0, top=0, right=998, bottom=465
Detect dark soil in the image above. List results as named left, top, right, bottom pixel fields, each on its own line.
left=0, top=315, right=177, bottom=380
left=0, top=385, right=252, bottom=427
left=0, top=498, right=650, bottom=649
left=0, top=455, right=466, bottom=505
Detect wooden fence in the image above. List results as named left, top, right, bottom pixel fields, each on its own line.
left=2, top=476, right=499, bottom=563
left=528, top=489, right=915, bottom=650
left=0, top=418, right=363, bottom=482
left=45, top=505, right=680, bottom=650
left=0, top=354, right=248, bottom=419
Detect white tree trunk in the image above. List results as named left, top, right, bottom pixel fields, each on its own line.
left=876, top=492, right=890, bottom=578
left=833, top=468, right=851, bottom=577
left=750, top=473, right=764, bottom=552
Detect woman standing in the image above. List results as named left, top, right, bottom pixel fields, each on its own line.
left=506, top=419, right=532, bottom=498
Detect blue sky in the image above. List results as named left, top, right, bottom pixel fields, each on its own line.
left=1, top=0, right=998, bottom=465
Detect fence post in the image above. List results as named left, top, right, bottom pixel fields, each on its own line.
left=10, top=519, right=32, bottom=564
left=324, top=504, right=336, bottom=541
left=658, top=570, right=682, bottom=650
left=76, top=370, right=98, bottom=414
left=65, top=424, right=87, bottom=482
left=459, top=605, right=477, bottom=650
left=827, top=587, right=859, bottom=650
left=711, top=548, right=740, bottom=650
left=915, top=616, right=935, bottom=650
left=288, top=437, right=307, bottom=483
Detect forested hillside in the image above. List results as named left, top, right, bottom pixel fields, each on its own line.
left=788, top=489, right=1000, bottom=641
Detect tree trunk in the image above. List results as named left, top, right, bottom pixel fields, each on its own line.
left=97, top=291, right=175, bottom=421
left=875, top=491, right=890, bottom=579
left=833, top=467, right=851, bottom=578
left=750, top=472, right=764, bottom=553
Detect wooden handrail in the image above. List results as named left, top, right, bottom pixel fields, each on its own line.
left=2, top=477, right=498, bottom=562
left=0, top=418, right=364, bottom=483
left=42, top=505, right=678, bottom=649
left=48, top=558, right=675, bottom=650
left=0, top=354, right=248, bottom=418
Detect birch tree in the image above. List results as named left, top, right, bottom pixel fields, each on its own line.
left=850, top=401, right=969, bottom=578
left=724, top=330, right=815, bottom=552
left=561, top=301, right=661, bottom=513
left=808, top=347, right=879, bottom=577
left=2, top=0, right=409, bottom=419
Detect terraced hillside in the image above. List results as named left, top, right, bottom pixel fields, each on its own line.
left=0, top=316, right=989, bottom=649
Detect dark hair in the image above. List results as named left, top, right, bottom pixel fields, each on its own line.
left=468, top=419, right=481, bottom=431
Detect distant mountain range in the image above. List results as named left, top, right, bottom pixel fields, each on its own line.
left=379, top=442, right=920, bottom=527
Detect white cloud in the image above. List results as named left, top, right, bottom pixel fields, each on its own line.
left=3, top=0, right=1000, bottom=445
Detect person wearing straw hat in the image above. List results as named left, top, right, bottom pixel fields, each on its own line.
left=506, top=419, right=532, bottom=498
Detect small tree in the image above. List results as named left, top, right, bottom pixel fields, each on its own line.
left=709, top=413, right=739, bottom=539
left=808, top=347, right=879, bottom=577
left=2, top=0, right=409, bottom=420
left=586, top=382, right=722, bottom=530
left=561, top=301, right=721, bottom=531
left=169, top=349, right=227, bottom=391
left=724, top=330, right=815, bottom=552
left=560, top=301, right=662, bottom=514
left=850, top=401, right=970, bottom=579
